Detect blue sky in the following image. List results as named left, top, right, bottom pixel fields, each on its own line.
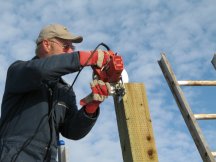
left=0, top=0, right=216, bottom=162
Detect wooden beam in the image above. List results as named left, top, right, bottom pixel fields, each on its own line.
left=212, top=152, right=216, bottom=157
left=178, top=81, right=216, bottom=86
left=113, top=83, right=158, bottom=162
left=212, top=54, right=216, bottom=70
left=194, top=114, right=216, bottom=120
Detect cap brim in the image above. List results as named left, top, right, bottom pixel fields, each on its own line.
left=58, top=35, right=83, bottom=43
left=71, top=36, right=83, bottom=43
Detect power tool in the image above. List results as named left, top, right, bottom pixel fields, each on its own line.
left=71, top=42, right=128, bottom=96
left=91, top=43, right=126, bottom=96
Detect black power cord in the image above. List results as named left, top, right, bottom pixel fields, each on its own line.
left=11, top=88, right=57, bottom=162
left=69, top=42, right=110, bottom=89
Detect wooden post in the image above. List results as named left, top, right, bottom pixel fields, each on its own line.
left=113, top=83, right=158, bottom=162
left=212, top=54, right=216, bottom=70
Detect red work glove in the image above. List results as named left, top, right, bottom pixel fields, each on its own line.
left=80, top=79, right=111, bottom=114
left=79, top=50, right=111, bottom=68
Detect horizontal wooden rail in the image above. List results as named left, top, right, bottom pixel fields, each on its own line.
left=194, top=114, right=216, bottom=120
left=178, top=81, right=216, bottom=86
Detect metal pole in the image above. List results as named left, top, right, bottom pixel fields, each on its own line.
left=58, top=140, right=67, bottom=162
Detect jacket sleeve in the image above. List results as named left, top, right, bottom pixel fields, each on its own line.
left=57, top=86, right=99, bottom=140
left=60, top=107, right=99, bottom=140
left=5, top=52, right=81, bottom=93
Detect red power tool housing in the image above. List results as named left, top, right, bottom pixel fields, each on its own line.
left=93, top=50, right=124, bottom=83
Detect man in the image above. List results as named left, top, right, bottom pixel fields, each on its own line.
left=0, top=24, right=111, bottom=162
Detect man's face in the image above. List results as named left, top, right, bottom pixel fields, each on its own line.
left=48, top=38, right=75, bottom=55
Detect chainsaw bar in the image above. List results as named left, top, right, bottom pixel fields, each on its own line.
left=93, top=73, right=126, bottom=97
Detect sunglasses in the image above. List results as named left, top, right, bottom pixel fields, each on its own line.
left=49, top=39, right=75, bottom=51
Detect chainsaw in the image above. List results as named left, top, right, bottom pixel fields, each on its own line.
left=70, top=42, right=128, bottom=96
left=91, top=43, right=127, bottom=96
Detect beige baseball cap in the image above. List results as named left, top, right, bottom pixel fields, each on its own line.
left=36, top=24, right=83, bottom=44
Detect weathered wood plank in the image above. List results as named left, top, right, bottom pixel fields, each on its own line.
left=194, top=114, right=216, bottom=120
left=114, top=83, right=158, bottom=162
left=178, top=80, right=216, bottom=86
left=212, top=54, right=216, bottom=70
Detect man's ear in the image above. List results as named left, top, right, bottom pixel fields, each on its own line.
left=42, top=40, right=51, bottom=52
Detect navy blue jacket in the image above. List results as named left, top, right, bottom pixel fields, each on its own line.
left=0, top=52, right=98, bottom=162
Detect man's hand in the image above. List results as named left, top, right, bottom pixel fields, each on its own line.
left=80, top=79, right=111, bottom=114
left=79, top=50, right=111, bottom=67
